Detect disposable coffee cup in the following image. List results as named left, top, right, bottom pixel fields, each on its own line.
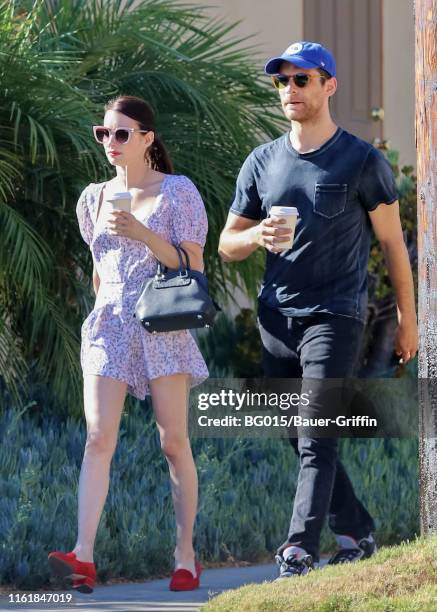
left=270, top=206, right=298, bottom=250
left=106, top=191, right=132, bottom=213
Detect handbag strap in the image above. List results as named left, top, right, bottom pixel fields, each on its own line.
left=177, top=245, right=191, bottom=271
left=156, top=245, right=187, bottom=277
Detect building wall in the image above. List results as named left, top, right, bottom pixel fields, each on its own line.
left=383, top=0, right=416, bottom=167
left=197, top=0, right=416, bottom=167
left=199, top=0, right=302, bottom=65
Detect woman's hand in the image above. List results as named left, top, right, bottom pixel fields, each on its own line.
left=105, top=211, right=204, bottom=272
left=106, top=210, right=147, bottom=242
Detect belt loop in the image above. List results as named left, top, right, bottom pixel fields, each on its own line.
left=287, top=317, right=293, bottom=331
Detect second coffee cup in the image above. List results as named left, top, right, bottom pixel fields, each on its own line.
left=270, top=205, right=299, bottom=250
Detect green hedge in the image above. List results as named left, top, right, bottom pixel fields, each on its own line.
left=0, top=400, right=419, bottom=590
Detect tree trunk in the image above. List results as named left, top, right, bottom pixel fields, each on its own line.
left=416, top=0, right=437, bottom=534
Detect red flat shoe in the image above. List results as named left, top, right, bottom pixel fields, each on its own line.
left=169, top=560, right=202, bottom=591
left=48, top=551, right=96, bottom=594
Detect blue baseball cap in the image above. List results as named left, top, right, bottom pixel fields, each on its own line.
left=264, top=41, right=336, bottom=77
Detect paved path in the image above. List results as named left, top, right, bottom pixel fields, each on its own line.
left=1, top=560, right=328, bottom=611
left=0, top=563, right=277, bottom=611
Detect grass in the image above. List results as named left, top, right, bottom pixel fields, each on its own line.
left=203, top=534, right=437, bottom=611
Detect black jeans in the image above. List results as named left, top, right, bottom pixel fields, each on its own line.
left=257, top=301, right=375, bottom=562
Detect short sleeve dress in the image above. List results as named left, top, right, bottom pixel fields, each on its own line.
left=76, top=174, right=209, bottom=399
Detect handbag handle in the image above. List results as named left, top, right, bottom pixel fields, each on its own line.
left=156, top=245, right=190, bottom=278
left=177, top=245, right=191, bottom=271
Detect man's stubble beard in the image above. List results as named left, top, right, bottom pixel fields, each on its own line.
left=284, top=100, right=325, bottom=125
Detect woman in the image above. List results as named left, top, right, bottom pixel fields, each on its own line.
left=48, top=96, right=208, bottom=593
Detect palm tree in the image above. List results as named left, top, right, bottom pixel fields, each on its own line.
left=0, top=0, right=282, bottom=411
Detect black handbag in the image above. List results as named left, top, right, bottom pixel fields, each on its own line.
left=134, top=246, right=219, bottom=334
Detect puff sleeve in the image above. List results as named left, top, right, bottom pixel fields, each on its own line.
left=170, top=176, right=208, bottom=248
left=76, top=185, right=94, bottom=246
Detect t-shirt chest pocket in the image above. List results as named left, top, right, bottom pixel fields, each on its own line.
left=313, top=183, right=348, bottom=219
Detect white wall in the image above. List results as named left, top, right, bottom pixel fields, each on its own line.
left=383, top=0, right=416, bottom=167
left=199, top=0, right=303, bottom=64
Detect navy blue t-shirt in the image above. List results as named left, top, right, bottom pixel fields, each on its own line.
left=230, top=128, right=398, bottom=322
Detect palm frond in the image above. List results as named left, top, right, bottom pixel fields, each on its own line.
left=0, top=203, right=53, bottom=293
left=0, top=0, right=283, bottom=410
left=0, top=309, right=28, bottom=404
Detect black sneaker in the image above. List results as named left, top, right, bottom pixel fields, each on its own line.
left=328, top=534, right=377, bottom=565
left=275, top=546, right=314, bottom=579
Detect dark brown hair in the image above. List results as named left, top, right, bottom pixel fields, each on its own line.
left=104, top=95, right=174, bottom=174
left=317, top=68, right=332, bottom=82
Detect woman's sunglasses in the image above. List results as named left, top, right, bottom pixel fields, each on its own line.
left=271, top=73, right=324, bottom=90
left=93, top=126, right=149, bottom=145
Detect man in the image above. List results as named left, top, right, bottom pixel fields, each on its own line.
left=218, top=41, right=418, bottom=578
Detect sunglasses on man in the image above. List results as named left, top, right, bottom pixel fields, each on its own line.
left=93, top=126, right=149, bottom=145
left=271, top=73, right=325, bottom=90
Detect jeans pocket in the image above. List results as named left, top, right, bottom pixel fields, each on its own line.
left=313, top=184, right=348, bottom=219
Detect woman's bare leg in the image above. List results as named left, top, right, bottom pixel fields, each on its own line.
left=150, top=374, right=197, bottom=575
left=73, top=375, right=127, bottom=563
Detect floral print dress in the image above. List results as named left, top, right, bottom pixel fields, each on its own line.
left=76, top=174, right=209, bottom=399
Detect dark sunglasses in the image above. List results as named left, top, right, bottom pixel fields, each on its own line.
left=93, top=126, right=149, bottom=145
left=271, top=73, right=324, bottom=90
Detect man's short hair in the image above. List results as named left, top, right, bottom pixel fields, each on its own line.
left=317, top=68, right=334, bottom=108
left=317, top=68, right=333, bottom=82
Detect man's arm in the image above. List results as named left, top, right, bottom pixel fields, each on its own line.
left=218, top=212, right=292, bottom=262
left=368, top=201, right=418, bottom=363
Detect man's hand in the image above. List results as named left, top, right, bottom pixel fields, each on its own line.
left=253, top=216, right=293, bottom=253
left=394, top=318, right=418, bottom=364
left=219, top=211, right=294, bottom=262
left=369, top=202, right=418, bottom=366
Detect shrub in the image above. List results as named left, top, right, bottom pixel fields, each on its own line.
left=0, top=402, right=419, bottom=589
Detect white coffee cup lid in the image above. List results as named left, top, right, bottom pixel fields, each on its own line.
left=270, top=206, right=298, bottom=216
left=111, top=191, right=132, bottom=199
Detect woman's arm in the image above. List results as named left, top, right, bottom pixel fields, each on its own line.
left=107, top=210, right=204, bottom=272
left=141, top=228, right=204, bottom=272
left=180, top=240, right=204, bottom=273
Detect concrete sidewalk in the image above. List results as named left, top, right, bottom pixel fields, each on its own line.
left=1, top=563, right=278, bottom=612
left=1, top=560, right=329, bottom=611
